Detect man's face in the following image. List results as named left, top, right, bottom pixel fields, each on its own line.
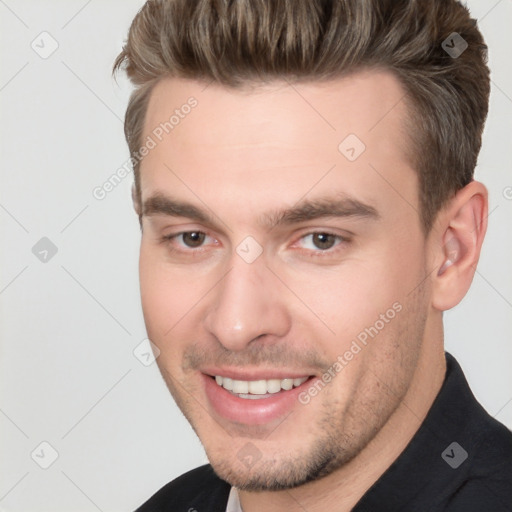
left=138, top=70, right=433, bottom=490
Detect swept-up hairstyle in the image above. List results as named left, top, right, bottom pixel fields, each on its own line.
left=114, top=0, right=490, bottom=232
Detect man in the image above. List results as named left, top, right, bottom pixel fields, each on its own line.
left=114, top=0, right=512, bottom=510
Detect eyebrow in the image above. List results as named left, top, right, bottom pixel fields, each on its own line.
left=142, top=192, right=380, bottom=230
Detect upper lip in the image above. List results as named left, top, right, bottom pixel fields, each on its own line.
left=201, top=367, right=314, bottom=381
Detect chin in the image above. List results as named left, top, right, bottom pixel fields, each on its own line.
left=206, top=439, right=357, bottom=492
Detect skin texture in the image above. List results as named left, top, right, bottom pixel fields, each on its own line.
left=136, top=70, right=487, bottom=511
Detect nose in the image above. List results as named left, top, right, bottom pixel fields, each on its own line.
left=203, top=252, right=291, bottom=352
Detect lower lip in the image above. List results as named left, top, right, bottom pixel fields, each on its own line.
left=203, top=374, right=314, bottom=425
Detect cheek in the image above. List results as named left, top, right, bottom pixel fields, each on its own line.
left=139, top=242, right=222, bottom=375
left=286, top=245, right=425, bottom=357
left=139, top=245, right=191, bottom=341
left=290, top=262, right=408, bottom=339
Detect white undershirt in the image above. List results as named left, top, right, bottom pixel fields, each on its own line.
left=225, top=486, right=243, bottom=512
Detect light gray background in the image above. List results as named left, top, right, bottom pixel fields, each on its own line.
left=1, top=1, right=511, bottom=510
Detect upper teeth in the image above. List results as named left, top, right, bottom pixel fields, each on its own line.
left=214, top=376, right=308, bottom=394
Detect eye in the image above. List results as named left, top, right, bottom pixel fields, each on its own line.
left=296, top=232, right=346, bottom=256
left=159, top=230, right=348, bottom=258
left=160, top=231, right=215, bottom=251
left=177, top=231, right=207, bottom=248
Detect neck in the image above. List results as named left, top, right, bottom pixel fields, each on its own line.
left=238, top=331, right=447, bottom=512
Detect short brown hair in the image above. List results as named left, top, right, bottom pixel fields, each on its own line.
left=113, top=0, right=490, bottom=232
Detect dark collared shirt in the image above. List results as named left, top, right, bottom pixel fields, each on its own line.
left=136, top=353, right=512, bottom=511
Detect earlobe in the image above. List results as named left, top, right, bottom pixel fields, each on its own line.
left=431, top=181, right=488, bottom=311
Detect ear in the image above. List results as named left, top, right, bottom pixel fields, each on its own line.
left=430, top=181, right=488, bottom=311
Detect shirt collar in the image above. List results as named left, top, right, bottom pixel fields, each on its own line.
left=353, top=351, right=483, bottom=509
left=226, top=486, right=242, bottom=512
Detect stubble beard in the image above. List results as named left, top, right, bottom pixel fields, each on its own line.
left=155, top=285, right=428, bottom=492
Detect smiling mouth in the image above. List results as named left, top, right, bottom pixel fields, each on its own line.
left=211, top=375, right=310, bottom=399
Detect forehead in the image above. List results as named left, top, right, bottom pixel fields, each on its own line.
left=140, top=70, right=418, bottom=227
left=144, top=69, right=410, bottom=147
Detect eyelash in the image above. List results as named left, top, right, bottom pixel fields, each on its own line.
left=159, top=230, right=348, bottom=258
